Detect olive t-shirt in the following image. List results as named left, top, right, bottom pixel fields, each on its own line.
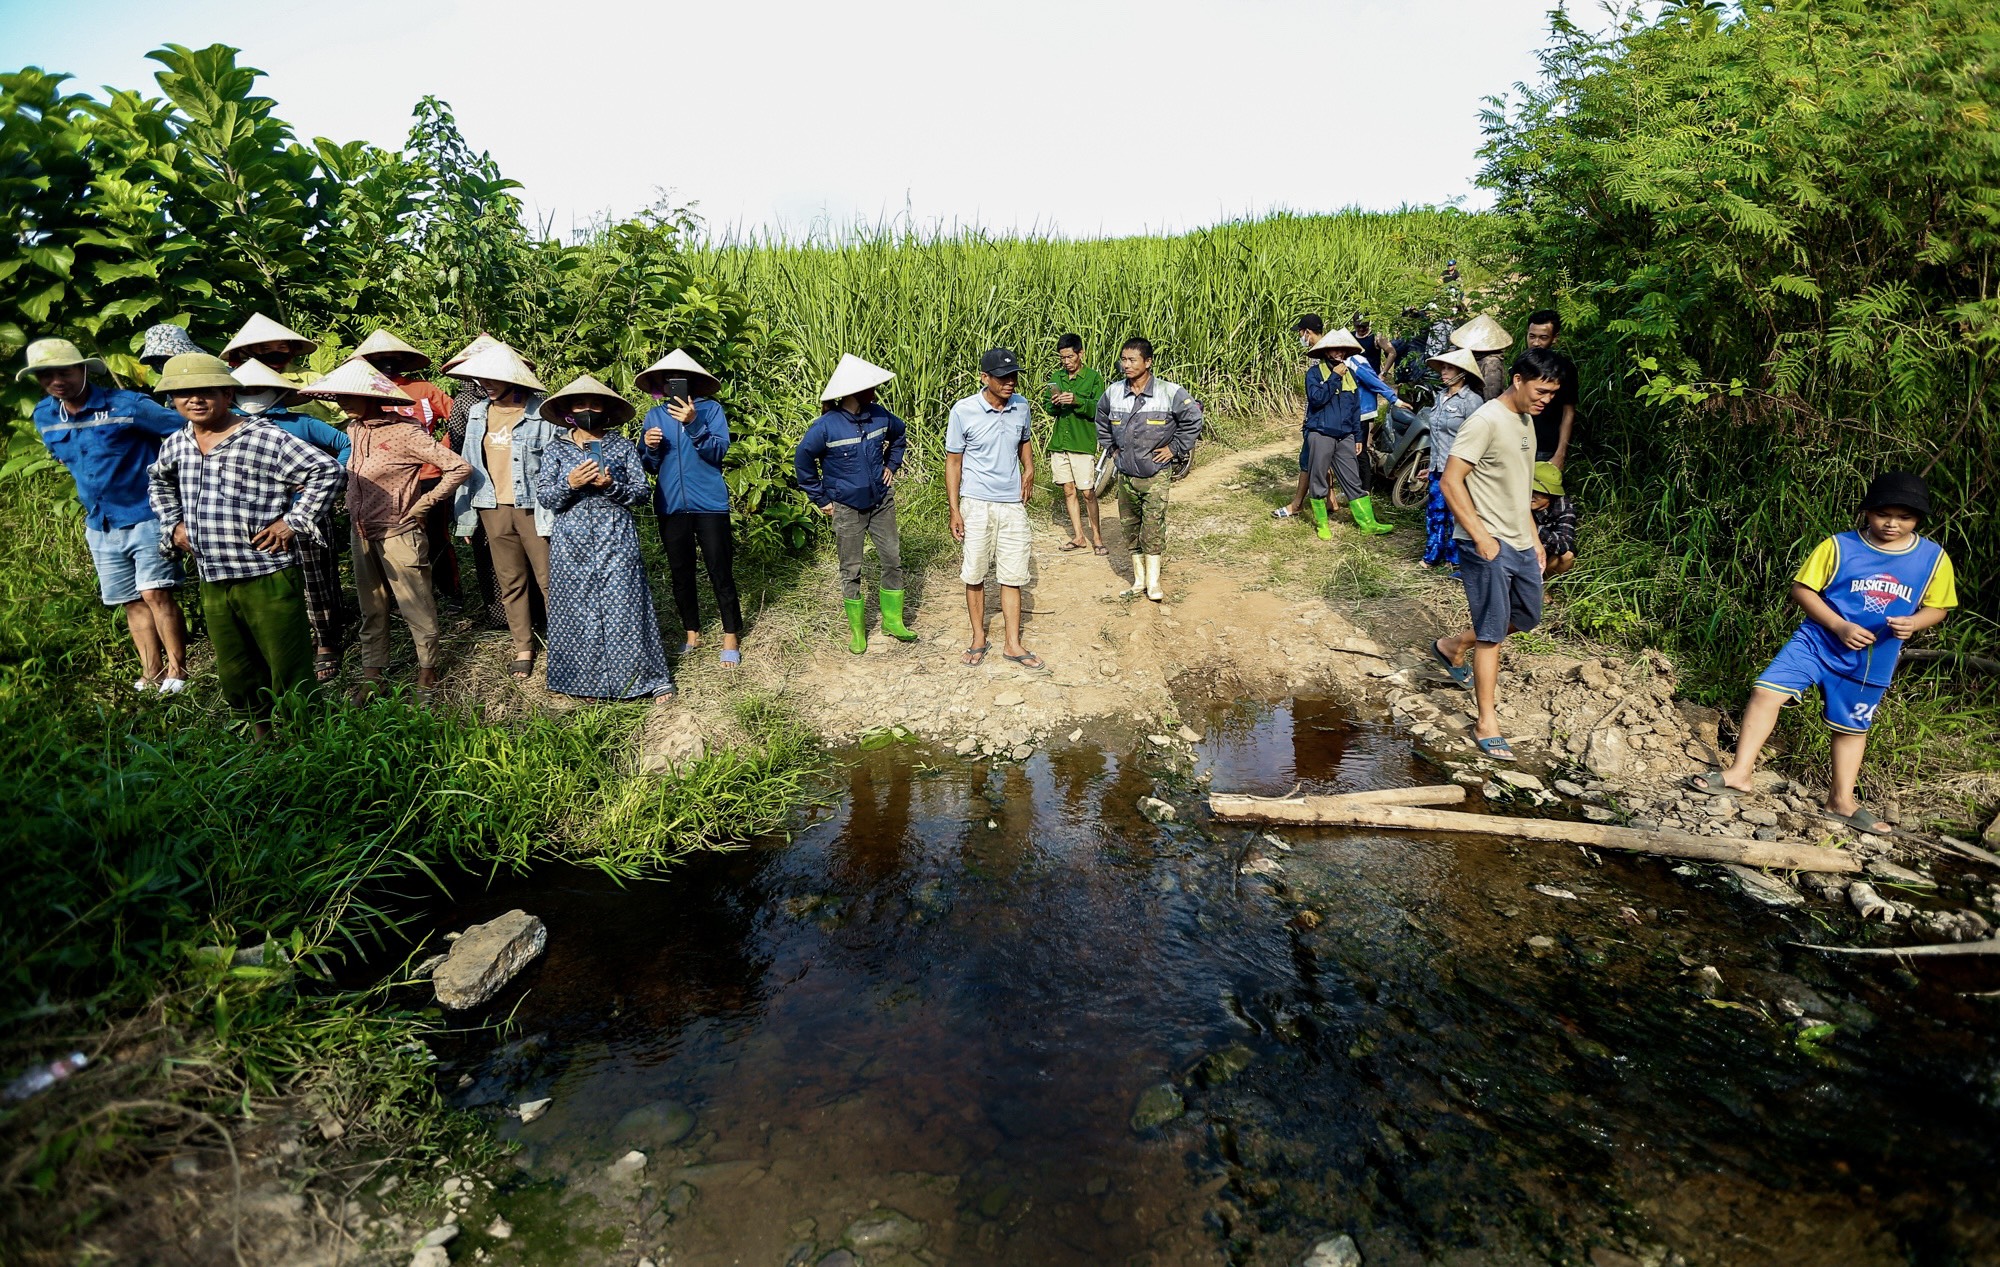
left=1448, top=398, right=1538, bottom=551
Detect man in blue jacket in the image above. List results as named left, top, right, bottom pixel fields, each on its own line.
left=1307, top=328, right=1397, bottom=536
left=795, top=354, right=917, bottom=654
left=23, top=337, right=190, bottom=692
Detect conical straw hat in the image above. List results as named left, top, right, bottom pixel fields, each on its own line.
left=231, top=356, right=308, bottom=403
left=451, top=344, right=546, bottom=393
left=1311, top=328, right=1364, bottom=356
left=819, top=353, right=894, bottom=403
left=542, top=374, right=636, bottom=429
left=1425, top=345, right=1483, bottom=383
left=353, top=328, right=432, bottom=370
left=221, top=311, right=319, bottom=363
left=294, top=356, right=415, bottom=403
left=1450, top=313, right=1513, bottom=353
left=635, top=348, right=721, bottom=397
left=443, top=332, right=503, bottom=373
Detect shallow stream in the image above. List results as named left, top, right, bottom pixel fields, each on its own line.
left=428, top=694, right=2000, bottom=1267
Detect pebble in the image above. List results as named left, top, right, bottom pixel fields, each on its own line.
left=1138, top=796, right=1176, bottom=824
left=1068, top=728, right=1082, bottom=742
left=955, top=736, right=978, bottom=755
left=607, top=1150, right=648, bottom=1183
left=1532, top=884, right=1578, bottom=900
left=844, top=1209, right=925, bottom=1251
left=994, top=691, right=1025, bottom=707
left=417, top=1223, right=458, bottom=1248
left=1741, top=808, right=1780, bottom=827
left=1495, top=770, right=1545, bottom=791
left=665, top=1182, right=696, bottom=1218
left=1302, top=1233, right=1363, bottom=1267
left=1130, top=1083, right=1185, bottom=1130
left=1011, top=744, right=1034, bottom=761
left=409, top=1248, right=449, bottom=1267
left=1147, top=733, right=1173, bottom=746
left=1866, top=858, right=1937, bottom=888
left=485, top=1216, right=512, bottom=1239
left=1176, top=725, right=1201, bottom=742
left=1554, top=779, right=1586, bottom=798
left=1582, top=806, right=1617, bottom=822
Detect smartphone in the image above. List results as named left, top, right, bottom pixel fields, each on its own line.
left=587, top=440, right=604, bottom=462
left=665, top=377, right=691, bottom=409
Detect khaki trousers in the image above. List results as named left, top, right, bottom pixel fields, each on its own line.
left=352, top=527, right=440, bottom=669
left=479, top=506, right=551, bottom=658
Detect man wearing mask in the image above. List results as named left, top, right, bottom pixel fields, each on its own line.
left=1095, top=338, right=1203, bottom=602
left=795, top=354, right=918, bottom=654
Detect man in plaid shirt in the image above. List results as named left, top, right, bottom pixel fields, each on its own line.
left=147, top=353, right=343, bottom=733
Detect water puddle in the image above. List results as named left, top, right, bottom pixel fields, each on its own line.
left=428, top=696, right=2000, bottom=1266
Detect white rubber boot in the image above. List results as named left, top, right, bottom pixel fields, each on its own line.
left=1144, top=554, right=1164, bottom=602
left=1123, top=554, right=1147, bottom=597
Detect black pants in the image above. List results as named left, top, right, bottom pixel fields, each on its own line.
left=658, top=512, right=741, bottom=636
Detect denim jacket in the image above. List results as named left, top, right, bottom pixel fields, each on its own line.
left=452, top=393, right=557, bottom=537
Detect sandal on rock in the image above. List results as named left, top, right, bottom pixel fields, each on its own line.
left=1686, top=770, right=1737, bottom=796
left=1473, top=735, right=1516, bottom=762
left=509, top=657, right=534, bottom=680
left=719, top=648, right=741, bottom=668
left=1430, top=638, right=1472, bottom=689
left=1003, top=651, right=1046, bottom=670
left=962, top=646, right=989, bottom=667
left=1824, top=807, right=1894, bottom=835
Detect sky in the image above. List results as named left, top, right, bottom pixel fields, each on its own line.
left=1, top=0, right=1563, bottom=241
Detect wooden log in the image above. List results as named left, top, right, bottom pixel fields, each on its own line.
left=1795, top=939, right=2000, bottom=958
left=1208, top=798, right=1861, bottom=874
left=1208, top=786, right=1466, bottom=820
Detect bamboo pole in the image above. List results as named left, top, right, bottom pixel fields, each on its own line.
left=1208, top=797, right=1861, bottom=874
left=1209, top=786, right=1466, bottom=819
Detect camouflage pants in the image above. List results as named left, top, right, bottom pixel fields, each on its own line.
left=1117, top=473, right=1171, bottom=555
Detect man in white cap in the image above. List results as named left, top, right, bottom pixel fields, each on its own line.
left=22, top=336, right=191, bottom=692
left=795, top=355, right=916, bottom=654
left=947, top=348, right=1042, bottom=669
left=148, top=353, right=344, bottom=736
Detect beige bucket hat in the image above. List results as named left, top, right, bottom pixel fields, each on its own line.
left=1450, top=313, right=1513, bottom=353
left=17, top=337, right=108, bottom=382
left=542, top=374, right=636, bottom=429
left=635, top=348, right=721, bottom=398
left=451, top=344, right=546, bottom=393
left=1425, top=346, right=1484, bottom=383
left=353, top=328, right=433, bottom=371
left=820, top=353, right=895, bottom=403
left=1310, top=329, right=1365, bottom=357
left=154, top=353, right=243, bottom=393
left=294, top=357, right=415, bottom=403
left=221, top=312, right=319, bottom=365
left=231, top=356, right=308, bottom=404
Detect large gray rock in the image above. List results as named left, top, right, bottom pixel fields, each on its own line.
left=1584, top=727, right=1628, bottom=777
left=843, top=1209, right=924, bottom=1252
left=433, top=910, right=546, bottom=1010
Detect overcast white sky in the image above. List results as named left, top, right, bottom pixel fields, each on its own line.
left=2, top=0, right=1566, bottom=240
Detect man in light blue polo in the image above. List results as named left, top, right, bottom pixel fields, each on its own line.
left=946, top=348, right=1042, bottom=670
left=24, top=336, right=190, bottom=692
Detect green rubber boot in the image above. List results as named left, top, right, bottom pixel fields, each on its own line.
left=879, top=588, right=917, bottom=642
left=844, top=598, right=868, bottom=655
left=1350, top=495, right=1396, bottom=535
left=1309, top=497, right=1333, bottom=541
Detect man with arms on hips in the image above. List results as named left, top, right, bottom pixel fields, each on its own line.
left=22, top=337, right=190, bottom=693
left=1429, top=347, right=1567, bottom=763
left=1045, top=333, right=1106, bottom=554
left=948, top=348, right=1043, bottom=669
left=1095, top=338, right=1203, bottom=602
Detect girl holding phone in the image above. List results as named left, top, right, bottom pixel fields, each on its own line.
left=637, top=349, right=743, bottom=667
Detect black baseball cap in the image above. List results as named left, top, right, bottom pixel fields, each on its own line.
left=1859, top=470, right=1931, bottom=518
left=1294, top=313, right=1323, bottom=334
left=980, top=347, right=1021, bottom=377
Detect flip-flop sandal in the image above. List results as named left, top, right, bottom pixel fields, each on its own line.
left=1060, top=540, right=1086, bottom=552
left=509, top=657, right=534, bottom=679
left=1003, top=651, right=1046, bottom=670
left=719, top=649, right=741, bottom=668
left=1271, top=507, right=1296, bottom=519
left=672, top=641, right=698, bottom=657
left=1686, top=770, right=1737, bottom=796
left=1824, top=807, right=1894, bottom=835
left=1473, top=735, right=1516, bottom=762
left=962, top=646, right=989, bottom=667
left=314, top=652, right=341, bottom=682
left=1429, top=638, right=1472, bottom=689
left=1093, top=544, right=1109, bottom=555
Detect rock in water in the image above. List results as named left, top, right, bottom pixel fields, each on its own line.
left=1130, top=1083, right=1184, bottom=1131
left=1138, top=797, right=1177, bottom=824
left=1302, top=1233, right=1362, bottom=1267
left=516, top=1097, right=551, bottom=1123
left=409, top=1248, right=450, bottom=1267
left=637, top=707, right=706, bottom=775
left=843, top=1209, right=924, bottom=1251
left=606, top=1150, right=648, bottom=1184
left=433, top=910, right=546, bottom=1010
left=614, top=1100, right=696, bottom=1148
left=1724, top=865, right=1805, bottom=908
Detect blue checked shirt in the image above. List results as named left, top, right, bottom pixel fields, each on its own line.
left=148, top=418, right=345, bottom=584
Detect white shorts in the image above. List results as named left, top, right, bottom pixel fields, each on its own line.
left=1047, top=449, right=1097, bottom=488
left=960, top=497, right=1031, bottom=587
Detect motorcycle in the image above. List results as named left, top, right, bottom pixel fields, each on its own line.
left=1370, top=391, right=1437, bottom=509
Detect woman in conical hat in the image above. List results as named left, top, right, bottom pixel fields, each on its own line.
left=299, top=359, right=469, bottom=697
left=449, top=345, right=556, bottom=679
left=442, top=339, right=542, bottom=633
left=220, top=312, right=318, bottom=371
left=794, top=354, right=914, bottom=655
left=1419, top=346, right=1484, bottom=569
left=636, top=350, right=741, bottom=668
left=1450, top=313, right=1513, bottom=402
left=533, top=375, right=675, bottom=701
left=355, top=331, right=463, bottom=605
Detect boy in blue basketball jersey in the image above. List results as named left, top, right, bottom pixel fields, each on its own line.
left=1691, top=472, right=1955, bottom=832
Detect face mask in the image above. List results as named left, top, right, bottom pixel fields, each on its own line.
left=1299, top=335, right=1314, bottom=350
left=237, top=389, right=282, bottom=415
left=568, top=409, right=605, bottom=428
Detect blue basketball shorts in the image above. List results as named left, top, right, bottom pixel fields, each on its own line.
left=1753, top=630, right=1887, bottom=734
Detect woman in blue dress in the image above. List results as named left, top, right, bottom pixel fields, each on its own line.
left=532, top=375, right=676, bottom=700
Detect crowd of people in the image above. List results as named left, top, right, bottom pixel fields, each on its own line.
left=21, top=300, right=1956, bottom=823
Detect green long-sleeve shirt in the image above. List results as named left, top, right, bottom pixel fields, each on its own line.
left=1046, top=366, right=1107, bottom=454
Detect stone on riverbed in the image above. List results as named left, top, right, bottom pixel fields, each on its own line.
left=615, top=1099, right=696, bottom=1148
left=1139, top=797, right=1177, bottom=824
left=1130, top=1082, right=1184, bottom=1131
left=843, top=1209, right=924, bottom=1252
left=1301, top=1233, right=1362, bottom=1266
left=433, top=910, right=546, bottom=1010
left=606, top=1150, right=648, bottom=1184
